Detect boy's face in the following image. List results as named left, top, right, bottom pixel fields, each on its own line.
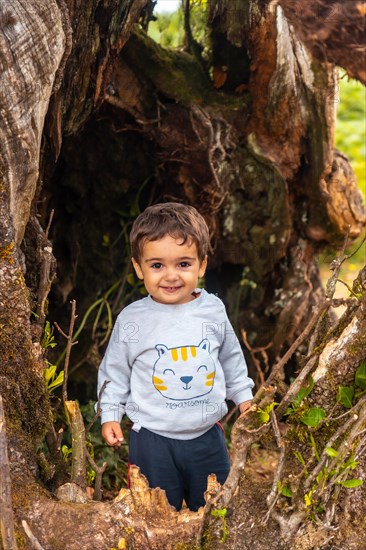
left=132, top=235, right=207, bottom=305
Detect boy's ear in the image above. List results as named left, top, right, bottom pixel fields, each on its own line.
left=131, top=258, right=144, bottom=280
left=199, top=255, right=208, bottom=278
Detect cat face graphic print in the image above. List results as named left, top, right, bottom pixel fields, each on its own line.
left=152, top=339, right=215, bottom=400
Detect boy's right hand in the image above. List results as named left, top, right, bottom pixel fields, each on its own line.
left=101, top=421, right=124, bottom=447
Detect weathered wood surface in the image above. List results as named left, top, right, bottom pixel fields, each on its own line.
left=0, top=0, right=66, bottom=244
left=0, top=395, right=18, bottom=550
left=279, top=0, right=366, bottom=85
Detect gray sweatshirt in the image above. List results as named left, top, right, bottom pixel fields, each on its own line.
left=97, top=289, right=254, bottom=440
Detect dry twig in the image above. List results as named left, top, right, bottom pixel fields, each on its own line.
left=54, top=299, right=78, bottom=403
left=263, top=409, right=286, bottom=524
left=85, top=447, right=107, bottom=501
left=55, top=300, right=86, bottom=488
left=275, top=355, right=318, bottom=417
left=21, top=520, right=45, bottom=550
left=260, top=300, right=328, bottom=392
left=242, top=329, right=272, bottom=386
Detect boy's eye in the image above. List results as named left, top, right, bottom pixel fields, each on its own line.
left=179, top=262, right=191, bottom=268
left=151, top=263, right=162, bottom=269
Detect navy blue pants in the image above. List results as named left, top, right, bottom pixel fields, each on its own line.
left=129, top=424, right=230, bottom=511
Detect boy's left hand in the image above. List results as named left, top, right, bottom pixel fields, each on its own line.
left=239, top=400, right=252, bottom=414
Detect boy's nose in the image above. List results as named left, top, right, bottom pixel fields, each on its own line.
left=165, top=268, right=179, bottom=281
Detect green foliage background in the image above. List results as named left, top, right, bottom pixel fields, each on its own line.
left=336, top=72, right=366, bottom=199
left=148, top=1, right=207, bottom=49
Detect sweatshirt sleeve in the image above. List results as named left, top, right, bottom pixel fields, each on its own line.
left=219, top=310, right=254, bottom=405
left=97, top=313, right=132, bottom=424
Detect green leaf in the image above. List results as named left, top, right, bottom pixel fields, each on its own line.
left=258, top=410, right=270, bottom=423
left=48, top=371, right=64, bottom=391
left=41, top=320, right=57, bottom=349
left=344, top=455, right=359, bottom=470
left=257, top=402, right=278, bottom=424
left=294, top=451, right=306, bottom=465
left=325, top=447, right=339, bottom=458
left=280, top=486, right=292, bottom=498
left=337, top=386, right=354, bottom=408
left=300, top=408, right=326, bottom=427
left=266, top=403, right=278, bottom=413
left=292, top=377, right=314, bottom=409
left=340, top=479, right=364, bottom=488
left=61, top=445, right=72, bottom=459
left=355, top=361, right=366, bottom=390
left=44, top=364, right=56, bottom=384
left=316, top=470, right=325, bottom=484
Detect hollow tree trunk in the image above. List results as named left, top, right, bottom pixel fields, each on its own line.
left=43, top=1, right=365, bottom=375
left=0, top=0, right=365, bottom=548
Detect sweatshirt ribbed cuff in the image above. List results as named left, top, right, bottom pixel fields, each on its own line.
left=100, top=406, right=125, bottom=425
left=230, top=388, right=254, bottom=406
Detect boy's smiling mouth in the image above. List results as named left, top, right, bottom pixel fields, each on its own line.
left=161, top=286, right=182, bottom=292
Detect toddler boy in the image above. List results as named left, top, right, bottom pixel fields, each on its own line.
left=98, top=202, right=254, bottom=511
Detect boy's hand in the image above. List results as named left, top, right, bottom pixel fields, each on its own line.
left=101, top=421, right=124, bottom=447
left=239, top=400, right=252, bottom=414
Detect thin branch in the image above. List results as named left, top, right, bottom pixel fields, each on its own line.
left=54, top=299, right=78, bottom=403
left=275, top=355, right=318, bottom=417
left=271, top=407, right=284, bottom=448
left=336, top=278, right=360, bottom=299
left=242, top=329, right=272, bottom=386
left=36, top=244, right=54, bottom=330
left=306, top=228, right=356, bottom=354
left=262, top=410, right=286, bottom=524
left=85, top=447, right=107, bottom=501
left=45, top=209, right=54, bottom=240
left=21, top=521, right=45, bottom=550
left=331, top=297, right=359, bottom=308
left=343, top=232, right=366, bottom=261
left=324, top=226, right=351, bottom=300
left=264, top=300, right=328, bottom=388
left=34, top=214, right=56, bottom=332
left=328, top=403, right=362, bottom=423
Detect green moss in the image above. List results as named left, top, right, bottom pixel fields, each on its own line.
left=0, top=176, right=7, bottom=193
left=0, top=241, right=15, bottom=263
left=123, top=26, right=210, bottom=105
left=0, top=315, right=52, bottom=441
left=15, top=529, right=28, bottom=549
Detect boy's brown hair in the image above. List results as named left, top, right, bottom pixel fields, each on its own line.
left=130, top=202, right=210, bottom=263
